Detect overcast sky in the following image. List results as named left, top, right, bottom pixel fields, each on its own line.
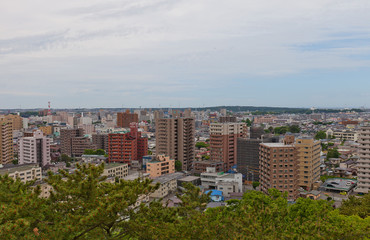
left=1, top=0, right=370, bottom=109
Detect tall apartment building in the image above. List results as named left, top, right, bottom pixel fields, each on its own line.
left=92, top=133, right=109, bottom=152
left=61, top=128, right=95, bottom=157
left=356, top=125, right=370, bottom=194
left=210, top=123, right=246, bottom=171
left=259, top=137, right=299, bottom=200
left=108, top=123, right=148, bottom=165
left=237, top=135, right=279, bottom=182
left=156, top=118, right=195, bottom=171
left=0, top=114, right=23, bottom=131
left=295, top=137, right=321, bottom=191
left=18, top=130, right=51, bottom=167
left=0, top=118, right=13, bottom=164
left=117, top=110, right=138, bottom=128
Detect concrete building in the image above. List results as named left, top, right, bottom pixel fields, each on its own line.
left=92, top=133, right=109, bottom=152
left=0, top=118, right=13, bottom=164
left=259, top=139, right=299, bottom=200
left=200, top=167, right=243, bottom=197
left=0, top=164, right=42, bottom=183
left=18, top=130, right=51, bottom=167
left=60, top=128, right=95, bottom=157
left=103, top=163, right=129, bottom=180
left=295, top=137, right=321, bottom=191
left=108, top=123, right=148, bottom=165
left=219, top=116, right=236, bottom=123
left=117, top=110, right=138, bottom=128
left=0, top=114, right=23, bottom=131
left=150, top=172, right=185, bottom=199
left=210, top=122, right=246, bottom=171
left=156, top=118, right=195, bottom=171
left=39, top=126, right=53, bottom=136
left=146, top=154, right=175, bottom=178
left=237, top=136, right=279, bottom=182
left=356, top=126, right=370, bottom=194
left=193, top=160, right=223, bottom=175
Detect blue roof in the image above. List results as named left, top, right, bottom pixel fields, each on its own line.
left=205, top=190, right=223, bottom=196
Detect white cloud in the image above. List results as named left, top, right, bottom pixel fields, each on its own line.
left=1, top=0, right=370, bottom=107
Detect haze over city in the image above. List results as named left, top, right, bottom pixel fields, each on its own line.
left=1, top=0, right=370, bottom=108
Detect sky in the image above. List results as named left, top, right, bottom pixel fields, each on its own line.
left=1, top=0, right=370, bottom=109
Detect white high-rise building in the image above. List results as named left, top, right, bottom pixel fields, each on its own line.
left=18, top=130, right=51, bottom=167
left=356, top=125, right=370, bottom=194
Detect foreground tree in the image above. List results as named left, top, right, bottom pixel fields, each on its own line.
left=1, top=165, right=369, bottom=239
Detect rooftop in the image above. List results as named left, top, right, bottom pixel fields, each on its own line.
left=321, top=178, right=357, bottom=191
left=152, top=172, right=185, bottom=184
left=0, top=164, right=41, bottom=175
left=178, top=176, right=200, bottom=182
left=104, top=163, right=128, bottom=169
left=261, top=143, right=294, bottom=147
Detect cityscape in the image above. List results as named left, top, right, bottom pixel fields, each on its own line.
left=1, top=0, right=370, bottom=239
left=0, top=106, right=369, bottom=238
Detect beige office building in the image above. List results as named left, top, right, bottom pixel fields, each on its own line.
left=295, top=137, right=321, bottom=191
left=356, top=126, right=370, bottom=194
left=0, top=164, right=42, bottom=183
left=0, top=118, right=13, bottom=164
left=156, top=118, right=195, bottom=171
left=147, top=155, right=175, bottom=178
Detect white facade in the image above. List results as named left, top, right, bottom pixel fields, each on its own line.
left=200, top=167, right=243, bottom=197
left=18, top=130, right=51, bottom=167
left=210, top=122, right=244, bottom=135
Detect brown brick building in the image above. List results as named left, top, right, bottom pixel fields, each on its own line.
left=210, top=123, right=247, bottom=171
left=60, top=128, right=95, bottom=157
left=259, top=138, right=299, bottom=200
left=117, top=110, right=138, bottom=128
left=155, top=118, right=195, bottom=171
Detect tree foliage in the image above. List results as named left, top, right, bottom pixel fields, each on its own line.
left=274, top=125, right=301, bottom=135
left=315, top=131, right=327, bottom=140
left=327, top=148, right=340, bottom=160
left=175, top=160, right=182, bottom=172
left=195, top=142, right=209, bottom=149
left=1, top=165, right=369, bottom=239
left=83, top=149, right=105, bottom=155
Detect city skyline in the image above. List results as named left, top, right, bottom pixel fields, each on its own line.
left=1, top=0, right=370, bottom=108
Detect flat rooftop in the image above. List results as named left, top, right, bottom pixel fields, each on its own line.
left=260, top=143, right=294, bottom=147
left=178, top=176, right=200, bottom=182
left=104, top=163, right=128, bottom=169
left=0, top=164, right=40, bottom=175
left=152, top=172, right=185, bottom=184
